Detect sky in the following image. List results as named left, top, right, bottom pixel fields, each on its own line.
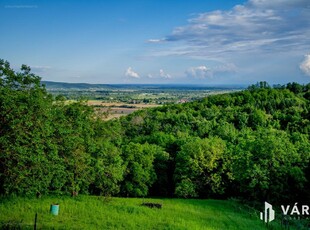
left=0, top=0, right=310, bottom=85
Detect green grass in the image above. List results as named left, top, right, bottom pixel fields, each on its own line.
left=0, top=196, right=281, bottom=230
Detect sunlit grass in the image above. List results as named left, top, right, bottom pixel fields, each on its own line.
left=0, top=196, right=281, bottom=229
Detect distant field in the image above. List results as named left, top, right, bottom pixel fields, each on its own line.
left=48, top=82, right=244, bottom=121
left=87, top=100, right=161, bottom=120
left=45, top=81, right=244, bottom=106
left=0, top=196, right=281, bottom=230
left=61, top=86, right=242, bottom=120
left=87, top=100, right=160, bottom=108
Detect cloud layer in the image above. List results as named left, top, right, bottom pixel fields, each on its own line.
left=150, top=0, right=310, bottom=60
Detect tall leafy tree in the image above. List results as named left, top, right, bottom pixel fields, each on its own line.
left=0, top=60, right=56, bottom=195
left=174, top=137, right=226, bottom=198
left=121, top=143, right=159, bottom=197
left=52, top=101, right=95, bottom=195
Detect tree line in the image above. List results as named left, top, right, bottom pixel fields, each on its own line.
left=0, top=60, right=309, bottom=204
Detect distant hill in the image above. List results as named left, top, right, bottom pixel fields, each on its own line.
left=41, top=81, right=116, bottom=90
left=41, top=81, right=246, bottom=91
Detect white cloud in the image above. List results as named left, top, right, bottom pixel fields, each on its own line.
left=159, top=69, right=172, bottom=79
left=125, top=67, right=140, bottom=78
left=300, top=54, right=310, bottom=76
left=149, top=0, right=310, bottom=60
left=146, top=70, right=171, bottom=79
left=186, top=63, right=237, bottom=79
left=186, top=66, right=212, bottom=79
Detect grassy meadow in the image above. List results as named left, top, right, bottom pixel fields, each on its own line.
left=0, top=196, right=281, bottom=230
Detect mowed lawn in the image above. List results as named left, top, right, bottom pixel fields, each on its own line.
left=0, top=196, right=280, bottom=230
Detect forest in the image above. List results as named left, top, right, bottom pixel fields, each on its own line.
left=0, top=59, right=309, bottom=205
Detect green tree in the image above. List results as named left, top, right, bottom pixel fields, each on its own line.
left=286, top=82, right=303, bottom=94
left=0, top=60, right=56, bottom=195
left=91, top=141, right=124, bottom=196
left=232, top=129, right=307, bottom=202
left=121, top=143, right=158, bottom=197
left=174, top=137, right=226, bottom=198
left=52, top=101, right=94, bottom=195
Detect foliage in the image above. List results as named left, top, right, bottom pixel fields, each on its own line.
left=119, top=80, right=310, bottom=202
left=174, top=137, right=226, bottom=197
left=0, top=59, right=309, bottom=203
left=232, top=129, right=306, bottom=201
left=0, top=60, right=124, bottom=197
left=0, top=60, right=55, bottom=196
left=121, top=143, right=159, bottom=197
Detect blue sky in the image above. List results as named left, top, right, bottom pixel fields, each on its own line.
left=1, top=0, right=310, bottom=85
